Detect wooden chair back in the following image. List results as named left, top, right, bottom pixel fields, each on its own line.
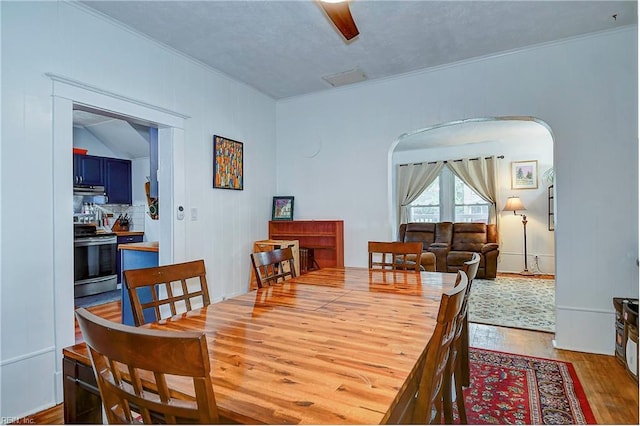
left=251, top=247, right=297, bottom=288
left=124, top=259, right=210, bottom=326
left=386, top=272, right=468, bottom=424
left=368, top=241, right=423, bottom=272
left=462, top=252, right=481, bottom=284
left=74, top=308, right=220, bottom=424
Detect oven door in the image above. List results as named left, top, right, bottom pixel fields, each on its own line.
left=74, top=235, right=117, bottom=297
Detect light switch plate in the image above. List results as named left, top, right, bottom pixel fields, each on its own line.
left=191, top=207, right=198, bottom=221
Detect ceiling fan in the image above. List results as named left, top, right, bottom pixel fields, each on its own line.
left=318, top=0, right=359, bottom=41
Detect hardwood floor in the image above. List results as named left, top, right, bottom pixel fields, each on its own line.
left=74, top=299, right=121, bottom=343
left=23, top=289, right=640, bottom=425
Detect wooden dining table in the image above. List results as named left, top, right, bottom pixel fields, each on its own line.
left=63, top=266, right=456, bottom=424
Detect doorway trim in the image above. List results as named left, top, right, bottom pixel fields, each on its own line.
left=48, top=73, right=189, bottom=402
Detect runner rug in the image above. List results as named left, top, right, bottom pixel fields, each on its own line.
left=465, top=348, right=596, bottom=425
left=468, top=276, right=555, bottom=333
left=74, top=289, right=121, bottom=309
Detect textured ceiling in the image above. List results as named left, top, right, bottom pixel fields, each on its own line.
left=78, top=0, right=637, bottom=99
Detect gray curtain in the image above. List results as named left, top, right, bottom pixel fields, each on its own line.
left=397, top=161, right=444, bottom=225
left=446, top=156, right=500, bottom=227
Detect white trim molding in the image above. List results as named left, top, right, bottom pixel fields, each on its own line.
left=46, top=73, right=190, bottom=126
left=49, top=73, right=188, bottom=404
left=0, top=346, right=55, bottom=367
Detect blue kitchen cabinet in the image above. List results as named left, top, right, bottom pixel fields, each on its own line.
left=105, top=158, right=132, bottom=205
left=73, top=154, right=103, bottom=186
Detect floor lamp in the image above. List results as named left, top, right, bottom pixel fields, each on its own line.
left=503, top=196, right=534, bottom=276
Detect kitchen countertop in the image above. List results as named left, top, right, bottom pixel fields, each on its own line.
left=113, top=231, right=144, bottom=237
left=118, top=241, right=158, bottom=252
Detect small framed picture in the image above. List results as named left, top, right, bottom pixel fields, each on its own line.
left=272, top=196, right=294, bottom=221
left=511, top=160, right=538, bottom=190
left=213, top=135, right=243, bottom=190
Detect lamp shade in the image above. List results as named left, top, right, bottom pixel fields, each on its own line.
left=503, top=196, right=526, bottom=212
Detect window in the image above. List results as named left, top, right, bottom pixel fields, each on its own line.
left=408, top=167, right=490, bottom=223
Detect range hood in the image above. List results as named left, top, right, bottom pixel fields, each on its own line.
left=73, top=185, right=105, bottom=196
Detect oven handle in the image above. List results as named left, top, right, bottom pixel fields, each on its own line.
left=74, top=274, right=118, bottom=286
left=74, top=236, right=117, bottom=247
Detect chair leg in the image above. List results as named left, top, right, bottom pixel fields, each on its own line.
left=460, top=316, right=470, bottom=387
left=444, top=341, right=470, bottom=424
left=454, top=367, right=468, bottom=424
left=442, top=353, right=456, bottom=424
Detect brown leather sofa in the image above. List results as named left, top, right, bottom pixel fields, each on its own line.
left=398, top=222, right=499, bottom=279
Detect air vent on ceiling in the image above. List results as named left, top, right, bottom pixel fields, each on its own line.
left=322, top=68, right=368, bottom=87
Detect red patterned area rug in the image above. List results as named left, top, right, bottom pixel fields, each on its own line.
left=465, top=348, right=597, bottom=424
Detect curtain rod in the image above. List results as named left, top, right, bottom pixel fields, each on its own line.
left=399, top=155, right=504, bottom=167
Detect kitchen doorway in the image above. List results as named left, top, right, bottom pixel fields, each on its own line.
left=49, top=73, right=189, bottom=403
left=72, top=107, right=156, bottom=307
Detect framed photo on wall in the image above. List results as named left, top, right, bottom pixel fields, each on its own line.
left=213, top=135, right=243, bottom=190
left=272, top=196, right=294, bottom=221
left=511, top=160, right=538, bottom=189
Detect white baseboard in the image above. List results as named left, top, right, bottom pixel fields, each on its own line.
left=555, top=305, right=615, bottom=355
left=498, top=252, right=555, bottom=275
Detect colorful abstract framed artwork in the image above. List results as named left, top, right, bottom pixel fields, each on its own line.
left=213, top=135, right=243, bottom=190
left=511, top=160, right=538, bottom=190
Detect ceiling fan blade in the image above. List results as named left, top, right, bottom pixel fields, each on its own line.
left=319, top=1, right=359, bottom=41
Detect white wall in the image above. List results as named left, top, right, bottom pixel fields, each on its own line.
left=276, top=28, right=638, bottom=355
left=131, top=157, right=150, bottom=206
left=392, top=125, right=555, bottom=274
left=1, top=1, right=276, bottom=418
left=73, top=127, right=121, bottom=158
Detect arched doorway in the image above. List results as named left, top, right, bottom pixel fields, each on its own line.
left=389, top=116, right=555, bottom=275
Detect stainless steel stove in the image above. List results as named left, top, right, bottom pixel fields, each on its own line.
left=74, top=224, right=117, bottom=298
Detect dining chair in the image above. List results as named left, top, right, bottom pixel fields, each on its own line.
left=123, top=259, right=211, bottom=326
left=459, top=252, right=481, bottom=386
left=385, top=271, right=468, bottom=424
left=74, top=307, right=220, bottom=424
left=251, top=247, right=297, bottom=288
left=368, top=241, right=423, bottom=272
left=443, top=253, right=481, bottom=424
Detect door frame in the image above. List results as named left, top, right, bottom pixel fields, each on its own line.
left=48, top=73, right=189, bottom=402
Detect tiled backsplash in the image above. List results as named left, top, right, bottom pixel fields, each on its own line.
left=103, top=204, right=146, bottom=232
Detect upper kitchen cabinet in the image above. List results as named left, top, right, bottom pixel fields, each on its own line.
left=105, top=158, right=132, bottom=205
left=73, top=154, right=104, bottom=185
left=73, top=153, right=133, bottom=205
